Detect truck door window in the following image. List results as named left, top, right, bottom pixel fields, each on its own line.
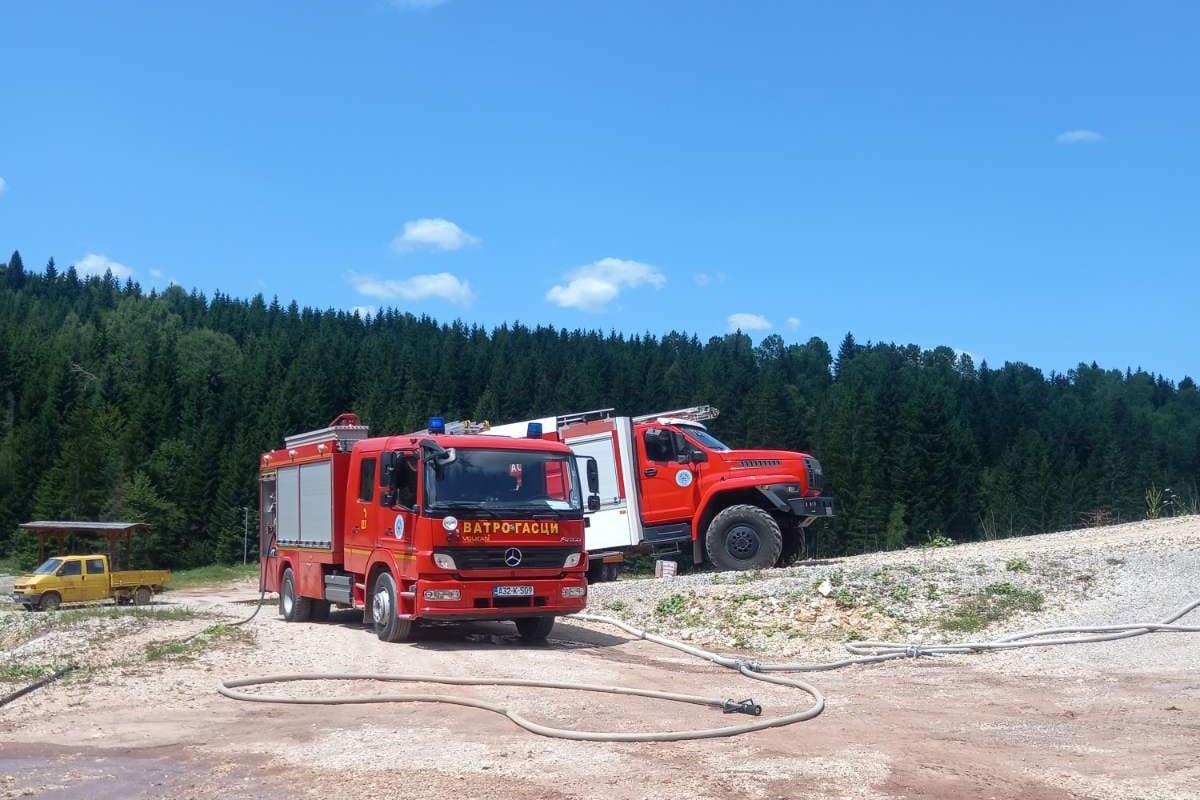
left=388, top=454, right=418, bottom=509
left=358, top=458, right=377, bottom=502
left=59, top=560, right=81, bottom=576
left=643, top=429, right=673, bottom=462
left=86, top=558, right=105, bottom=574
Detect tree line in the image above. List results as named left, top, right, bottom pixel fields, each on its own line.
left=2, top=250, right=1197, bottom=567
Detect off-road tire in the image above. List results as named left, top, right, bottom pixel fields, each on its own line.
left=371, top=572, right=412, bottom=643
left=705, top=504, right=783, bottom=571
left=280, top=567, right=312, bottom=622
left=515, top=615, right=556, bottom=642
left=38, top=592, right=62, bottom=612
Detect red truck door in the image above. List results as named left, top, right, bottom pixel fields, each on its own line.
left=636, top=425, right=699, bottom=525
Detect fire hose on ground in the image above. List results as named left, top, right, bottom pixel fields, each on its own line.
left=215, top=597, right=1200, bottom=742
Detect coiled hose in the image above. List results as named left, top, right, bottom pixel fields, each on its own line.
left=217, top=597, right=1199, bottom=742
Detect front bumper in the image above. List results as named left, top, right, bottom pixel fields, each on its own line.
left=413, top=576, right=587, bottom=620
left=788, top=496, right=835, bottom=517
left=11, top=591, right=41, bottom=606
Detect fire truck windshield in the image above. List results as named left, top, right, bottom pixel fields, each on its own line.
left=682, top=427, right=731, bottom=452
left=425, top=448, right=584, bottom=514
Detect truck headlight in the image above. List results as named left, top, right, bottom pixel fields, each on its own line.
left=423, top=589, right=461, bottom=601
left=562, top=587, right=586, bottom=598
left=432, top=553, right=457, bottom=570
left=563, top=552, right=582, bottom=568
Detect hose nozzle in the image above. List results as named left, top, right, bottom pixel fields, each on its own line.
left=721, top=698, right=762, bottom=716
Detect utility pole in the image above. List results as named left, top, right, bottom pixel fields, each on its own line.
left=242, top=506, right=249, bottom=565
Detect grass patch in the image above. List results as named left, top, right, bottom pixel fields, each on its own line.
left=602, top=599, right=628, bottom=612
left=1005, top=558, right=1031, bottom=573
left=167, top=563, right=259, bottom=590
left=941, top=582, right=1044, bottom=633
left=654, top=593, right=689, bottom=619
left=0, top=662, right=56, bottom=682
left=144, top=622, right=253, bottom=662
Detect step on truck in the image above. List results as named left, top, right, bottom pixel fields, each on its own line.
left=259, top=413, right=598, bottom=642
left=11, top=554, right=170, bottom=611
left=485, top=406, right=834, bottom=574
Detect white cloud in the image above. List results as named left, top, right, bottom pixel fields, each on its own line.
left=786, top=316, right=801, bottom=331
left=1056, top=129, right=1104, bottom=144
left=727, top=312, right=772, bottom=333
left=350, top=305, right=377, bottom=318
left=545, top=257, right=666, bottom=312
left=391, top=218, right=479, bottom=253
left=75, top=253, right=134, bottom=280
left=0, top=176, right=6, bottom=194
left=348, top=271, right=474, bottom=305
left=694, top=273, right=711, bottom=287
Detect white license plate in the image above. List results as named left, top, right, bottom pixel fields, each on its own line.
left=493, top=585, right=534, bottom=597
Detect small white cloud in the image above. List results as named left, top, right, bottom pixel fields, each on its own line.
left=694, top=273, right=711, bottom=287
left=1056, top=129, right=1104, bottom=144
left=545, top=257, right=666, bottom=312
left=391, top=218, right=479, bottom=253
left=727, top=312, right=772, bottom=333
left=786, top=316, right=801, bottom=331
left=348, top=271, right=474, bottom=305
left=350, top=305, right=377, bottom=318
left=75, top=253, right=134, bottom=280
left=0, top=176, right=6, bottom=194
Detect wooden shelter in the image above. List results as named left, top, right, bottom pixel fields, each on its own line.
left=19, top=521, right=150, bottom=568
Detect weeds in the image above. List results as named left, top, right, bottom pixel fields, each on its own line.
left=941, top=582, right=1044, bottom=633
left=167, top=563, right=259, bottom=590
left=921, top=532, right=955, bottom=549
left=602, top=599, right=628, bottom=612
left=654, top=594, right=689, bottom=619
left=1005, top=558, right=1031, bottom=573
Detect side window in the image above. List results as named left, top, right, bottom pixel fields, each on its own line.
left=60, top=560, right=82, bottom=576
left=86, top=558, right=105, bottom=575
left=644, top=429, right=672, bottom=462
left=358, top=458, right=377, bottom=502
left=394, top=455, right=418, bottom=508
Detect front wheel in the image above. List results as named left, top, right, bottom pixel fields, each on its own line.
left=705, top=505, right=783, bottom=571
left=371, top=572, right=412, bottom=643
left=38, top=592, right=62, bottom=612
left=515, top=615, right=555, bottom=642
left=280, top=567, right=312, bottom=622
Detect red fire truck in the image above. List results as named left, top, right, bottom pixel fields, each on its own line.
left=258, top=413, right=598, bottom=642
left=484, top=406, right=834, bottom=574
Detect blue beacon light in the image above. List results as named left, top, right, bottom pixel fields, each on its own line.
left=526, top=422, right=543, bottom=439
left=429, top=417, right=446, bottom=435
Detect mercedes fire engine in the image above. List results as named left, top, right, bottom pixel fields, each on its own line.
left=484, top=406, right=834, bottom=574
left=258, top=413, right=598, bottom=642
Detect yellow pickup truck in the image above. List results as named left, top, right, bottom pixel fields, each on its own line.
left=10, top=554, right=170, bottom=611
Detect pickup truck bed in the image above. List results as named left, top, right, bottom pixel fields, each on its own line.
left=110, top=570, right=170, bottom=590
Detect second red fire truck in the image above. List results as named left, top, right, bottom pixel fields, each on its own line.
left=259, top=414, right=598, bottom=642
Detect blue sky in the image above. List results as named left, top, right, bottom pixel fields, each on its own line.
left=1, top=1, right=1197, bottom=380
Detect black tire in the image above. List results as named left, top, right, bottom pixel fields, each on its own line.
left=705, top=504, right=783, bottom=571
left=515, top=615, right=555, bottom=642
left=311, top=599, right=331, bottom=621
left=371, top=572, right=412, bottom=643
left=280, top=567, right=312, bottom=622
left=133, top=586, right=153, bottom=606
left=38, top=592, right=62, bottom=612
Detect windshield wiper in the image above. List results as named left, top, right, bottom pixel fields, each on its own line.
left=428, top=501, right=502, bottom=518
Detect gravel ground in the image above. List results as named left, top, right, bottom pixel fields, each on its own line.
left=1, top=515, right=1197, bottom=800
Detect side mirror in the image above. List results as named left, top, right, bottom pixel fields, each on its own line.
left=586, top=457, right=600, bottom=494
left=381, top=451, right=397, bottom=487
left=587, top=494, right=601, bottom=512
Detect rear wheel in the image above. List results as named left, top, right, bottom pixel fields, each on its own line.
left=705, top=504, right=783, bottom=571
left=133, top=586, right=153, bottom=606
left=371, top=572, right=412, bottom=643
left=38, top=592, right=61, bottom=612
left=515, top=615, right=555, bottom=642
left=280, top=567, right=312, bottom=622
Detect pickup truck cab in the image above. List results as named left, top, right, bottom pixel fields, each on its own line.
left=10, top=554, right=171, bottom=611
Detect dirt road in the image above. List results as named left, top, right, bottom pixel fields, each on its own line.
left=2, top=520, right=1197, bottom=799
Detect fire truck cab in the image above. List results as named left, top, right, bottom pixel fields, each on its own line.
left=486, top=407, right=834, bottom=573
left=259, top=414, right=595, bottom=642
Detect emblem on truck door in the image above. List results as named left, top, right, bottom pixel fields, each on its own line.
left=504, top=548, right=523, bottom=567
left=675, top=469, right=694, bottom=488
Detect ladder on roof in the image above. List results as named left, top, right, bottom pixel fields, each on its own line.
left=556, top=408, right=616, bottom=427
left=631, top=405, right=720, bottom=424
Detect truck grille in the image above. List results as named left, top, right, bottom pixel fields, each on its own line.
left=436, top=546, right=575, bottom=570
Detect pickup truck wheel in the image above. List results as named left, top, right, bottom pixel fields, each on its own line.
left=705, top=504, right=783, bottom=571
left=38, top=592, right=62, bottom=612
left=371, top=572, right=412, bottom=643
left=133, top=586, right=153, bottom=606
left=515, top=615, right=555, bottom=642
left=280, top=567, right=312, bottom=622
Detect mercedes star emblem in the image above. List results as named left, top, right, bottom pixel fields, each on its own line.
left=504, top=547, right=522, bottom=567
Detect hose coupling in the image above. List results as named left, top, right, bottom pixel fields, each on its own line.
left=734, top=658, right=763, bottom=673
left=904, top=646, right=922, bottom=659
left=722, top=698, right=762, bottom=716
